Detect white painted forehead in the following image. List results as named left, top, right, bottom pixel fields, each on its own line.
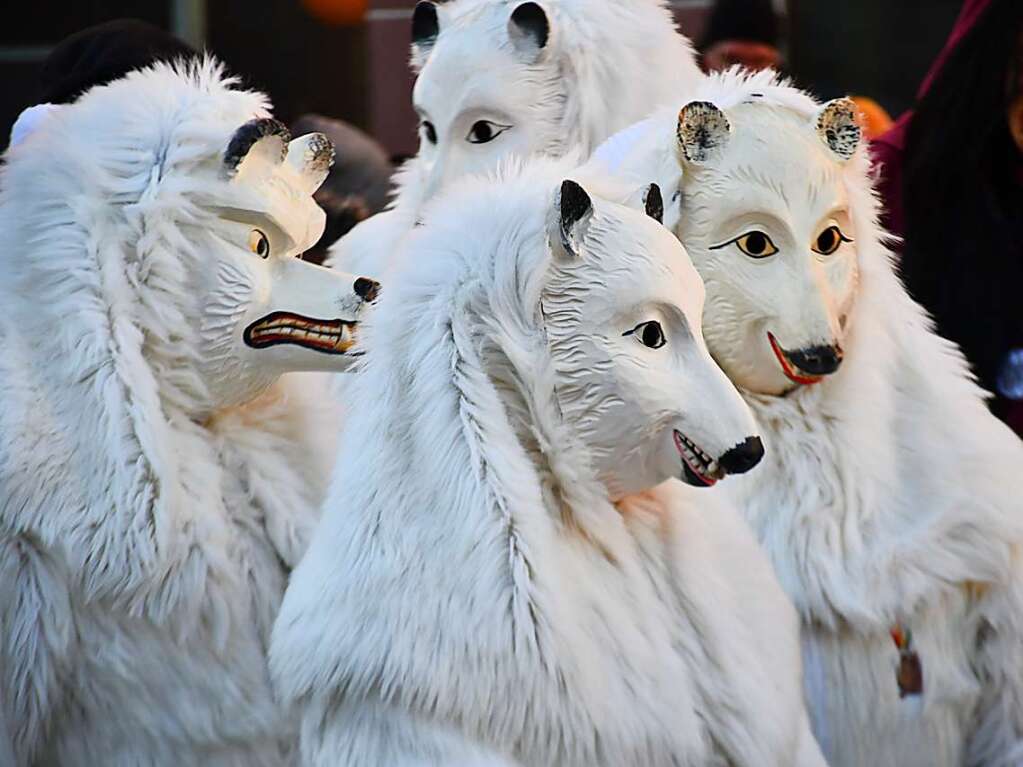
left=215, top=162, right=325, bottom=252
left=414, top=24, right=518, bottom=105
left=591, top=200, right=706, bottom=297
left=697, top=104, right=846, bottom=192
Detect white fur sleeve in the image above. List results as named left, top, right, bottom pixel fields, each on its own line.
left=0, top=537, right=74, bottom=765
left=967, top=558, right=1023, bottom=767
left=302, top=699, right=520, bottom=767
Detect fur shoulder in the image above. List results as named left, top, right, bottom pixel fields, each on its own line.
left=0, top=59, right=270, bottom=613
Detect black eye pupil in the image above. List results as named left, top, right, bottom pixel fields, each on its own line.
left=472, top=122, right=493, bottom=142
left=819, top=228, right=838, bottom=252
left=259, top=238, right=268, bottom=257
left=746, top=232, right=767, bottom=254
left=641, top=322, right=664, bottom=348
left=423, top=121, right=437, bottom=144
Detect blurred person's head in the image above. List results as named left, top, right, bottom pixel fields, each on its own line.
left=901, top=0, right=1023, bottom=413
left=10, top=20, right=196, bottom=149
left=40, top=19, right=197, bottom=104
left=290, top=114, right=394, bottom=264
left=699, top=0, right=781, bottom=73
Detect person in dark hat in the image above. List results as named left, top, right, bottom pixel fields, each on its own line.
left=873, top=0, right=1023, bottom=436
left=39, top=18, right=197, bottom=105
left=9, top=19, right=197, bottom=149
left=699, top=0, right=781, bottom=73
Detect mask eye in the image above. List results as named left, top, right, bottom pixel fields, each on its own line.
left=623, top=320, right=667, bottom=349
left=248, top=229, right=270, bottom=259
left=813, top=225, right=853, bottom=255
left=421, top=121, right=438, bottom=145
left=734, top=231, right=778, bottom=259
left=467, top=120, right=511, bottom=144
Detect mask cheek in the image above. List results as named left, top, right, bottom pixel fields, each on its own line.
left=828, top=255, right=859, bottom=324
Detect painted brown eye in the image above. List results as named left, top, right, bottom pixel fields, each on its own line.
left=623, top=320, right=667, bottom=349
left=734, top=231, right=779, bottom=259
left=248, top=229, right=270, bottom=259
left=813, top=225, right=852, bottom=255
left=467, top=120, right=511, bottom=144
left=421, top=121, right=437, bottom=145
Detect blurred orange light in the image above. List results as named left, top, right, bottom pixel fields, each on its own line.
left=301, top=0, right=368, bottom=26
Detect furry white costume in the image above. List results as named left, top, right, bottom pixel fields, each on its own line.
left=270, top=161, right=826, bottom=766
left=332, top=0, right=702, bottom=279
left=595, top=68, right=1023, bottom=767
left=0, top=60, right=378, bottom=766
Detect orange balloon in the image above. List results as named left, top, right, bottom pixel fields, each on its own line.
left=301, top=0, right=368, bottom=26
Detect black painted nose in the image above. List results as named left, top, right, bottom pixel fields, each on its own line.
left=786, top=345, right=843, bottom=376
left=718, top=436, right=765, bottom=476
left=353, top=277, right=380, bottom=302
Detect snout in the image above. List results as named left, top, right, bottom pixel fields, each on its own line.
left=243, top=258, right=381, bottom=372
left=768, top=333, right=843, bottom=386
left=786, top=345, right=843, bottom=376
left=718, top=436, right=764, bottom=476
left=354, top=277, right=380, bottom=302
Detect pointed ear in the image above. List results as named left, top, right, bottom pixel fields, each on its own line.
left=285, top=132, right=334, bottom=195
left=509, top=2, right=550, bottom=62
left=550, top=179, right=593, bottom=261
left=676, top=101, right=731, bottom=165
left=223, top=118, right=290, bottom=181
left=412, top=1, right=440, bottom=50
left=643, top=183, right=663, bottom=224
left=624, top=183, right=664, bottom=223
left=815, top=98, right=862, bottom=162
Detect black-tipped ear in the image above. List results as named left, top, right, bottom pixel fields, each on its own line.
left=676, top=101, right=731, bottom=165
left=557, top=179, right=593, bottom=257
left=815, top=98, right=862, bottom=162
left=509, top=2, right=550, bottom=59
left=643, top=184, right=663, bottom=224
left=223, top=118, right=291, bottom=177
left=412, top=1, right=440, bottom=47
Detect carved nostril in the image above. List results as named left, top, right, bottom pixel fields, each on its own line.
left=786, top=344, right=843, bottom=376
left=353, top=277, right=380, bottom=302
left=718, top=436, right=765, bottom=476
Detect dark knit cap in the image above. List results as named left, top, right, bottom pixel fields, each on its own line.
left=700, top=0, right=779, bottom=50
left=40, top=19, right=197, bottom=104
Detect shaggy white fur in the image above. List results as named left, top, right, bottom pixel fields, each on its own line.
left=0, top=61, right=362, bottom=765
left=594, top=68, right=1023, bottom=767
left=270, top=159, right=825, bottom=766
left=331, top=0, right=702, bottom=280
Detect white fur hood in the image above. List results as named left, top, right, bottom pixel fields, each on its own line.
left=271, top=159, right=824, bottom=766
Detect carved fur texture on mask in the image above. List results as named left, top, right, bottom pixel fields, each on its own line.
left=0, top=59, right=345, bottom=765
left=270, top=157, right=825, bottom=767
left=593, top=68, right=1023, bottom=767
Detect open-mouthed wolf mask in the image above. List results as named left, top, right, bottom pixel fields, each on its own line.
left=542, top=178, right=765, bottom=495
left=0, top=60, right=379, bottom=418
left=595, top=72, right=864, bottom=396
left=196, top=116, right=379, bottom=406
left=406, top=0, right=701, bottom=200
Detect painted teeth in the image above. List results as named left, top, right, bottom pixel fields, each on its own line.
left=247, top=315, right=355, bottom=354
left=675, top=430, right=719, bottom=477
left=678, top=432, right=712, bottom=467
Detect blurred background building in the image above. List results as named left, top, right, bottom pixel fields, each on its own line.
left=0, top=0, right=965, bottom=159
